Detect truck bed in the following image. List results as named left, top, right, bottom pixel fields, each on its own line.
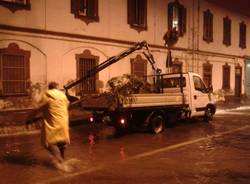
left=80, top=90, right=188, bottom=111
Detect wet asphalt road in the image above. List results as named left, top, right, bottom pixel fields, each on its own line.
left=0, top=106, right=250, bottom=184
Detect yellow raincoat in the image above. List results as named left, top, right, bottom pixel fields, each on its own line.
left=39, top=89, right=70, bottom=147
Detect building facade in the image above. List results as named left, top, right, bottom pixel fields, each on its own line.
left=0, top=0, right=250, bottom=104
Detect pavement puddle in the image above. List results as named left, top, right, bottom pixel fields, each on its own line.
left=37, top=125, right=250, bottom=184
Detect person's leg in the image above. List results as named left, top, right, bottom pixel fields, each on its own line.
left=47, top=144, right=64, bottom=163
left=57, top=142, right=66, bottom=159
left=47, top=143, right=72, bottom=172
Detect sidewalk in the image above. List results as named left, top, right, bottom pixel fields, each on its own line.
left=0, top=107, right=91, bottom=137
left=216, top=98, right=250, bottom=110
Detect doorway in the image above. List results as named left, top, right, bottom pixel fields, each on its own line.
left=235, top=66, right=242, bottom=97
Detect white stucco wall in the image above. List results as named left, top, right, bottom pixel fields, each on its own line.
left=0, top=0, right=250, bottom=97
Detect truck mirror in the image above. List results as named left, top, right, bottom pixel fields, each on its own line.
left=208, top=85, right=213, bottom=93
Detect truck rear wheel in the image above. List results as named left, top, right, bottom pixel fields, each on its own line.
left=150, top=114, right=165, bottom=134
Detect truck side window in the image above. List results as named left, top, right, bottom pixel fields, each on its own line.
left=193, top=76, right=207, bottom=92
left=163, top=77, right=186, bottom=88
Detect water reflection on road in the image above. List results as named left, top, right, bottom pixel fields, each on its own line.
left=0, top=107, right=250, bottom=184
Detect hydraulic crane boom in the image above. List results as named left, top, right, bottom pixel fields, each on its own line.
left=64, top=41, right=158, bottom=92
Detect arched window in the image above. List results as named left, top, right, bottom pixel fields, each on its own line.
left=76, top=50, right=99, bottom=95
left=203, top=62, right=212, bottom=87
left=130, top=55, right=147, bottom=81
left=0, top=43, right=30, bottom=96
left=172, top=58, right=182, bottom=73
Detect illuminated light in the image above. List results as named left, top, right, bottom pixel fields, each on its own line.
left=89, top=117, right=94, bottom=122
left=120, top=118, right=126, bottom=125
left=247, top=64, right=250, bottom=67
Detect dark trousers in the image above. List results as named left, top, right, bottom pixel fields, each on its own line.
left=47, top=142, right=66, bottom=163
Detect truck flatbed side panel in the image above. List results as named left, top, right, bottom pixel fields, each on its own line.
left=80, top=94, right=116, bottom=110
left=123, top=92, right=188, bottom=108
left=80, top=88, right=189, bottom=111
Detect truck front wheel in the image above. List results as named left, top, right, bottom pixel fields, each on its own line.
left=204, top=106, right=214, bottom=122
left=150, top=114, right=165, bottom=134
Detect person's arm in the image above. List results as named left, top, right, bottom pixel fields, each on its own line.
left=26, top=94, right=48, bottom=125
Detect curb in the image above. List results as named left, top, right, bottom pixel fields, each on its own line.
left=0, top=122, right=42, bottom=138
left=0, top=129, right=39, bottom=138
left=0, top=118, right=89, bottom=138
left=0, top=106, right=91, bottom=137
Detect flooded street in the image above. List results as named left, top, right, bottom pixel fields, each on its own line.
left=0, top=106, right=250, bottom=184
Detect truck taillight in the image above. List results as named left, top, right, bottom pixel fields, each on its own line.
left=120, top=118, right=126, bottom=125
left=89, top=117, right=94, bottom=123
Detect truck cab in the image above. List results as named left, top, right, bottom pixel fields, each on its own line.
left=161, top=72, right=216, bottom=121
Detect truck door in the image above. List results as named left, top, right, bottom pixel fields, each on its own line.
left=191, top=75, right=210, bottom=116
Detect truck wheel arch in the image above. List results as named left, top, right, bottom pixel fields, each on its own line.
left=204, top=104, right=216, bottom=122
left=145, top=110, right=166, bottom=134
left=207, top=104, right=216, bottom=115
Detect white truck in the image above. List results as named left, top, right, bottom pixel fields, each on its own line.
left=64, top=41, right=216, bottom=134
left=80, top=72, right=216, bottom=134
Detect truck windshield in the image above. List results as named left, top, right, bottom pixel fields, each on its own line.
left=162, top=77, right=186, bottom=88
left=193, top=76, right=207, bottom=92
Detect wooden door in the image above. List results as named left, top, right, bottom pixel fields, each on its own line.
left=235, top=66, right=242, bottom=97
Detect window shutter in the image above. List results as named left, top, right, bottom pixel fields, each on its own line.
left=138, top=0, right=147, bottom=26
left=71, top=0, right=81, bottom=14
left=87, top=0, right=98, bottom=17
left=239, top=22, right=246, bottom=49
left=203, top=10, right=213, bottom=43
left=127, top=0, right=135, bottom=24
left=223, top=17, right=231, bottom=46
left=168, top=2, right=173, bottom=30
left=182, top=6, right=186, bottom=33
left=223, top=66, right=226, bottom=89
left=0, top=55, right=1, bottom=95
left=16, top=0, right=25, bottom=4
left=25, top=56, right=30, bottom=90
left=223, top=64, right=230, bottom=90
left=94, top=0, right=98, bottom=17
left=203, top=11, right=208, bottom=41
left=243, top=24, right=246, bottom=48
left=223, top=18, right=227, bottom=45
left=228, top=19, right=231, bottom=45
left=0, top=55, right=2, bottom=80
left=209, top=13, right=213, bottom=42
left=179, top=5, right=186, bottom=36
